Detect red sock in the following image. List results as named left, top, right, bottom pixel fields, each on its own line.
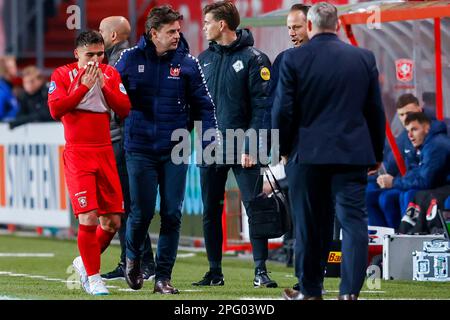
left=96, top=225, right=116, bottom=253
left=77, top=224, right=100, bottom=276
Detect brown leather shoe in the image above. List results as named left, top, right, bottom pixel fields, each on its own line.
left=338, top=294, right=358, bottom=300
left=125, top=257, right=143, bottom=290
left=154, top=279, right=180, bottom=294
left=282, top=288, right=322, bottom=300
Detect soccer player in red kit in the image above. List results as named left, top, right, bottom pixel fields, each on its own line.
left=48, top=31, right=130, bottom=295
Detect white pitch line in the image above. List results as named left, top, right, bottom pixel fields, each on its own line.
left=0, top=295, right=22, bottom=300
left=177, top=253, right=196, bottom=258
left=325, top=290, right=386, bottom=294
left=27, top=275, right=49, bottom=279
left=117, top=288, right=147, bottom=292
left=0, top=253, right=55, bottom=258
left=45, top=278, right=64, bottom=281
left=0, top=271, right=64, bottom=283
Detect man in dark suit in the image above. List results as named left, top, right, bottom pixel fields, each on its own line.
left=272, top=2, right=385, bottom=300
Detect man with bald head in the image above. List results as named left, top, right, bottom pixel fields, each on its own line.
left=99, top=16, right=156, bottom=282
left=99, top=16, right=132, bottom=65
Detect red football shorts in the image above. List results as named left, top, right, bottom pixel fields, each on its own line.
left=63, top=145, right=124, bottom=216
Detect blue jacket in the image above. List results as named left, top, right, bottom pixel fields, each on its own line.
left=272, top=33, right=385, bottom=165
left=384, top=108, right=438, bottom=176
left=115, top=34, right=218, bottom=154
left=0, top=78, right=19, bottom=121
left=393, top=121, right=450, bottom=190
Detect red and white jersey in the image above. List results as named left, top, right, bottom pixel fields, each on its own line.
left=48, top=62, right=130, bottom=146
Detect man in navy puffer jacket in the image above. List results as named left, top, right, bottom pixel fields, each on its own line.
left=115, top=5, right=218, bottom=294
left=372, top=112, right=450, bottom=230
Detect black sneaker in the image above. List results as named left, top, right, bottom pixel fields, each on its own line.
left=141, top=263, right=155, bottom=281
left=192, top=271, right=224, bottom=286
left=101, top=262, right=125, bottom=280
left=253, top=268, right=278, bottom=288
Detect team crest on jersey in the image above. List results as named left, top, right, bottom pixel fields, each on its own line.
left=170, top=66, right=181, bottom=77
left=49, top=81, right=56, bottom=94
left=138, top=65, right=145, bottom=73
left=119, top=83, right=127, bottom=95
left=232, top=60, right=244, bottom=73
left=78, top=196, right=87, bottom=208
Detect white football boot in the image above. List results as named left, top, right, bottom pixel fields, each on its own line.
left=88, top=274, right=110, bottom=296
left=72, top=256, right=90, bottom=294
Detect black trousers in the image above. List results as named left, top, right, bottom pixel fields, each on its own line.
left=200, top=165, right=268, bottom=269
left=113, top=140, right=154, bottom=266
left=286, top=163, right=368, bottom=296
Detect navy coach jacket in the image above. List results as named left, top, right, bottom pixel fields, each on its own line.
left=115, top=34, right=218, bottom=154
left=272, top=33, right=386, bottom=166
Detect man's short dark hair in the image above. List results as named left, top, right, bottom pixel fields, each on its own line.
left=290, top=4, right=310, bottom=17
left=75, top=31, right=104, bottom=48
left=145, top=5, right=183, bottom=33
left=404, top=112, right=431, bottom=126
left=203, top=1, right=240, bottom=31
left=396, top=93, right=420, bottom=109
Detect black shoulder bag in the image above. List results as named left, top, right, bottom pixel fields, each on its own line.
left=248, top=167, right=292, bottom=239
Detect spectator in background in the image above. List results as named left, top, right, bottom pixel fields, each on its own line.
left=367, top=94, right=446, bottom=228
left=9, top=66, right=52, bottom=129
left=373, top=112, right=450, bottom=229
left=0, top=55, right=19, bottom=121
left=384, top=94, right=437, bottom=176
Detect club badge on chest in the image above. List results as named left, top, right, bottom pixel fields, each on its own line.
left=168, top=64, right=181, bottom=80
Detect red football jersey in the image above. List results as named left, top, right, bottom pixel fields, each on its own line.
left=48, top=62, right=130, bottom=146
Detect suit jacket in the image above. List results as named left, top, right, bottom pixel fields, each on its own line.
left=272, top=33, right=385, bottom=166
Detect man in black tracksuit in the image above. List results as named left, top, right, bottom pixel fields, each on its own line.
left=98, top=16, right=155, bottom=281
left=192, top=1, right=277, bottom=288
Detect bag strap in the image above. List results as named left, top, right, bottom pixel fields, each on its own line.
left=266, top=166, right=287, bottom=197
left=253, top=171, right=277, bottom=196
left=264, top=171, right=277, bottom=194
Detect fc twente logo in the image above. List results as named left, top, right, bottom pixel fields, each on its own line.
left=395, top=59, right=414, bottom=83
left=78, top=196, right=87, bottom=208
left=170, top=66, right=181, bottom=77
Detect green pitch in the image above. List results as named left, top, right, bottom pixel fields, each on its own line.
left=0, top=234, right=449, bottom=300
